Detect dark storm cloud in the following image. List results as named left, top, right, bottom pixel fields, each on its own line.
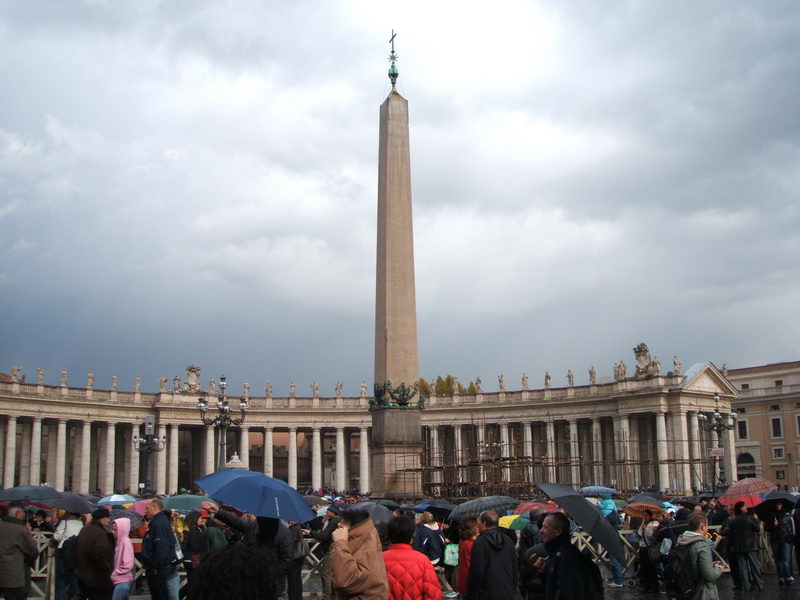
left=1, top=1, right=798, bottom=393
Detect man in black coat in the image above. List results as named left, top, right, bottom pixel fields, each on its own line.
left=534, top=512, right=586, bottom=600
left=143, top=499, right=178, bottom=600
left=467, top=510, right=518, bottom=600
left=725, top=502, right=763, bottom=591
left=75, top=507, right=115, bottom=600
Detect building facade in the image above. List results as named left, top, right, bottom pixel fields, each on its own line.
left=727, top=360, right=800, bottom=488
left=0, top=353, right=739, bottom=499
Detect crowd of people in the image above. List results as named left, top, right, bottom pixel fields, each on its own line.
left=0, top=490, right=798, bottom=599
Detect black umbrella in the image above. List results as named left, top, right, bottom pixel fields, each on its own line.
left=538, top=482, right=624, bottom=564
left=42, top=492, right=95, bottom=514
left=351, top=501, right=393, bottom=526
left=627, top=494, right=662, bottom=506
left=0, top=485, right=62, bottom=502
left=754, top=491, right=796, bottom=526
left=415, top=498, right=455, bottom=520
left=670, top=496, right=700, bottom=509
left=375, top=499, right=401, bottom=511
left=448, top=496, right=518, bottom=521
left=303, top=496, right=325, bottom=507
left=110, top=508, right=144, bottom=529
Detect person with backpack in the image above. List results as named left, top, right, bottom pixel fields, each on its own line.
left=668, top=512, right=723, bottom=600
left=54, top=512, right=84, bottom=600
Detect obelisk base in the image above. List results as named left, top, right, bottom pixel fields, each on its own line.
left=370, top=408, right=423, bottom=499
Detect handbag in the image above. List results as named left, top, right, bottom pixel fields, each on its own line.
left=443, top=543, right=459, bottom=567
left=291, top=529, right=310, bottom=560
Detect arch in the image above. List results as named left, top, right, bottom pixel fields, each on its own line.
left=737, top=452, right=755, bottom=465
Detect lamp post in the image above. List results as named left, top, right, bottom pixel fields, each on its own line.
left=197, top=375, right=248, bottom=472
left=133, top=415, right=166, bottom=496
left=698, top=392, right=738, bottom=498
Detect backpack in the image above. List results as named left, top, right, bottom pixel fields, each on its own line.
left=780, top=510, right=797, bottom=544
left=59, top=535, right=79, bottom=575
left=579, top=552, right=604, bottom=600
left=664, top=541, right=699, bottom=600
left=443, top=543, right=459, bottom=566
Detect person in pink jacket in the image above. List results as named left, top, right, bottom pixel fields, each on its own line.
left=111, top=518, right=135, bottom=600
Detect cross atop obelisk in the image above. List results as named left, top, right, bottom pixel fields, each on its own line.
left=370, top=30, right=424, bottom=498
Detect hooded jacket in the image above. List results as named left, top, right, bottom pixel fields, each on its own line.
left=676, top=530, right=720, bottom=600
left=328, top=518, right=389, bottom=600
left=383, top=542, right=442, bottom=600
left=467, top=527, right=518, bottom=600
left=111, top=517, right=135, bottom=585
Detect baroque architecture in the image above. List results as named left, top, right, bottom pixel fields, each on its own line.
left=0, top=351, right=739, bottom=499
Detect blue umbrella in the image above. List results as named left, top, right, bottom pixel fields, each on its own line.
left=97, top=494, right=136, bottom=506
left=196, top=472, right=315, bottom=522
left=194, top=468, right=261, bottom=496
left=579, top=486, right=618, bottom=497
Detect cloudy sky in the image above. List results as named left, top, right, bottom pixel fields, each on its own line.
left=2, top=1, right=798, bottom=395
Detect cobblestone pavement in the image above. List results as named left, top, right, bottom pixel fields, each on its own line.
left=606, top=573, right=797, bottom=598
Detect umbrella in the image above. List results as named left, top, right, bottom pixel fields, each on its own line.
left=537, top=482, right=624, bottom=563
left=129, top=498, right=155, bottom=515
left=612, top=499, right=628, bottom=509
left=624, top=502, right=668, bottom=520
left=514, top=501, right=558, bottom=514
left=110, top=508, right=144, bottom=529
left=627, top=494, right=662, bottom=506
left=720, top=478, right=777, bottom=506
left=351, top=501, right=393, bottom=526
left=375, top=499, right=401, bottom=511
left=579, top=486, right=618, bottom=497
left=97, top=494, right=136, bottom=506
left=508, top=516, right=531, bottom=531
left=448, top=496, right=519, bottom=521
left=162, top=495, right=210, bottom=512
left=0, top=485, right=62, bottom=502
left=196, top=472, right=315, bottom=522
left=415, top=499, right=455, bottom=520
left=194, top=468, right=261, bottom=496
left=754, top=491, right=796, bottom=525
left=303, top=496, right=325, bottom=507
left=42, top=492, right=95, bottom=514
left=498, top=514, right=527, bottom=529
left=670, top=496, right=699, bottom=508
left=316, top=506, right=330, bottom=517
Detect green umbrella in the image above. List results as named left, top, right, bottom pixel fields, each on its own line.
left=612, top=499, right=628, bottom=508
left=161, top=494, right=210, bottom=512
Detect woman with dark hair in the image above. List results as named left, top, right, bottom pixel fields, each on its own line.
left=328, top=508, right=388, bottom=599
left=636, top=509, right=661, bottom=593
left=456, top=518, right=479, bottom=599
left=188, top=544, right=277, bottom=600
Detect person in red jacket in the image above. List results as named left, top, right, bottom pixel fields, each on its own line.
left=456, top=518, right=479, bottom=598
left=384, top=515, right=442, bottom=600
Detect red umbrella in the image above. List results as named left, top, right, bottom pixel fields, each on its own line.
left=513, top=501, right=558, bottom=514
left=719, top=478, right=776, bottom=506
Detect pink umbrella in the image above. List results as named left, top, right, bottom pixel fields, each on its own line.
left=129, top=498, right=153, bottom=515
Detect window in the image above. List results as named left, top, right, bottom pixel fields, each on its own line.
left=775, top=379, right=784, bottom=387
left=741, top=383, right=750, bottom=390
left=774, top=447, right=785, bottom=459
left=771, top=405, right=780, bottom=411
left=738, top=407, right=746, bottom=413
left=771, top=417, right=783, bottom=438
left=737, top=420, right=748, bottom=440
left=777, top=470, right=786, bottom=480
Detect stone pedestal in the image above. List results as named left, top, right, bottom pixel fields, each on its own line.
left=370, top=408, right=423, bottom=499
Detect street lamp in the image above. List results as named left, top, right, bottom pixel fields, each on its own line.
left=197, top=375, right=248, bottom=472
left=133, top=415, right=166, bottom=496
left=698, top=392, right=738, bottom=497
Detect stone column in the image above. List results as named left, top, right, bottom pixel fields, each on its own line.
left=105, top=423, right=116, bottom=494
left=672, top=412, right=691, bottom=494
left=723, top=414, right=737, bottom=486
left=335, top=427, right=346, bottom=492
left=204, top=425, right=215, bottom=475
left=359, top=427, right=370, bottom=494
left=568, top=419, right=580, bottom=486
left=522, top=422, right=534, bottom=484
left=499, top=422, right=510, bottom=481
left=687, top=412, right=701, bottom=491
left=430, top=425, right=440, bottom=486
left=263, top=427, right=273, bottom=477
left=46, top=422, right=58, bottom=486
left=80, top=421, right=91, bottom=494
left=311, top=428, right=322, bottom=491
left=655, top=412, right=670, bottom=492
left=168, top=424, right=179, bottom=494
left=30, top=417, right=42, bottom=486
left=55, top=419, right=67, bottom=492
left=592, top=418, right=603, bottom=485
left=156, top=424, right=167, bottom=495
left=71, top=424, right=82, bottom=491
left=453, top=424, right=463, bottom=484
left=476, top=423, right=486, bottom=482
left=20, top=420, right=31, bottom=487
left=613, top=415, right=630, bottom=490
left=239, top=426, right=250, bottom=470
left=545, top=420, right=557, bottom=482
left=4, top=417, right=17, bottom=489
left=125, top=426, right=137, bottom=494
left=628, top=415, right=640, bottom=488
left=288, top=427, right=298, bottom=488
left=0, top=419, right=4, bottom=485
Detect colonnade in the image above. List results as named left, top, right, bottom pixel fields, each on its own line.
left=0, top=416, right=371, bottom=496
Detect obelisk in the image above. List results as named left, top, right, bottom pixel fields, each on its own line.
left=370, top=31, right=424, bottom=499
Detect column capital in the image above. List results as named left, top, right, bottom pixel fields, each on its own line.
left=288, top=426, right=297, bottom=433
